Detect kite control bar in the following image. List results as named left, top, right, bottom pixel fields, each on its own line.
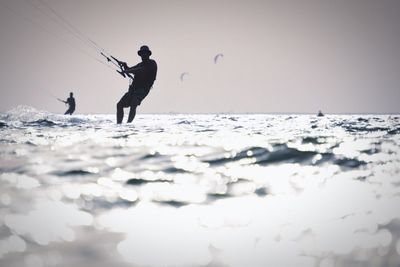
left=57, top=98, right=66, bottom=104
left=101, top=52, right=133, bottom=79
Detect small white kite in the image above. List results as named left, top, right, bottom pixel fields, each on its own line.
left=180, top=72, right=189, bottom=81
left=214, top=53, right=224, bottom=64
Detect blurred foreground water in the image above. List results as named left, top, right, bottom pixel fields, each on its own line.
left=1, top=106, right=400, bottom=267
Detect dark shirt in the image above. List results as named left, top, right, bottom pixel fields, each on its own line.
left=130, top=59, right=157, bottom=90
left=67, top=97, right=75, bottom=108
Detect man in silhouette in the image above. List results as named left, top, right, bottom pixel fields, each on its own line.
left=61, top=92, right=75, bottom=115
left=117, top=45, right=157, bottom=124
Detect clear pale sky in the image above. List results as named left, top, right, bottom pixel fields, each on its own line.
left=0, top=0, right=399, bottom=114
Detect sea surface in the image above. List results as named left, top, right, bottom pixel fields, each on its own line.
left=1, top=105, right=400, bottom=267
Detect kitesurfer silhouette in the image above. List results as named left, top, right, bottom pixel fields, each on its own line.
left=61, top=92, right=75, bottom=115
left=116, top=45, right=157, bottom=124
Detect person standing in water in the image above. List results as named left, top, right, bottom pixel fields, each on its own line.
left=117, top=45, right=157, bottom=124
left=60, top=92, right=75, bottom=115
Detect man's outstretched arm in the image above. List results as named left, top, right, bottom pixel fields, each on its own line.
left=122, top=64, right=143, bottom=75
left=57, top=98, right=67, bottom=104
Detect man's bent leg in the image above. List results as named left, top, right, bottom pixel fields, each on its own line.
left=127, top=105, right=137, bottom=123
left=116, top=92, right=131, bottom=124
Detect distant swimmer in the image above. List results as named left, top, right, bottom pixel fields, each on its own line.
left=117, top=45, right=157, bottom=124
left=317, top=110, right=324, bottom=117
left=59, top=92, right=75, bottom=115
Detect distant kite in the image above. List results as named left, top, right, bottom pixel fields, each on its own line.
left=180, top=72, right=189, bottom=81
left=214, top=53, right=224, bottom=64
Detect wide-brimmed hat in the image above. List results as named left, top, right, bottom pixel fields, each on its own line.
left=138, top=45, right=152, bottom=56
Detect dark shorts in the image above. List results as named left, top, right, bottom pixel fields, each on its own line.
left=118, top=88, right=149, bottom=107
left=65, top=106, right=75, bottom=115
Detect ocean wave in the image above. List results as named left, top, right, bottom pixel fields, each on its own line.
left=334, top=157, right=366, bottom=168
left=1, top=105, right=51, bottom=123
left=24, top=119, right=58, bottom=127
left=202, top=145, right=315, bottom=166
left=195, top=128, right=216, bottom=132
left=125, top=174, right=172, bottom=185
left=176, top=120, right=194, bottom=125
left=301, top=136, right=325, bottom=144
left=54, top=169, right=95, bottom=176
left=331, top=116, right=400, bottom=135
left=162, top=166, right=189, bottom=174
left=140, top=152, right=164, bottom=160
left=344, top=125, right=389, bottom=133
left=255, top=144, right=318, bottom=165
left=203, top=146, right=269, bottom=165
left=388, top=128, right=400, bottom=135
left=0, top=105, right=111, bottom=127
left=202, top=144, right=369, bottom=169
